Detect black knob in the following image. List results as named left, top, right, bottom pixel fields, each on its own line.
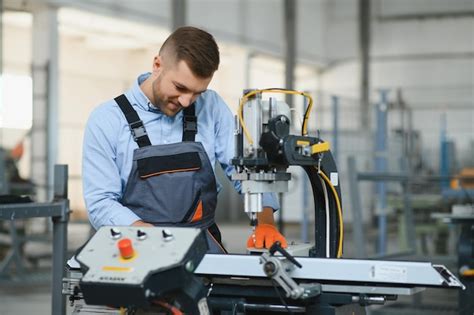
left=162, top=229, right=174, bottom=241
left=110, top=228, right=121, bottom=239
left=137, top=229, right=147, bottom=240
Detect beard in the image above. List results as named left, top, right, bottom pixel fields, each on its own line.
left=151, top=77, right=182, bottom=117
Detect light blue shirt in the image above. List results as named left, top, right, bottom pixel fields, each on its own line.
left=83, top=73, right=279, bottom=229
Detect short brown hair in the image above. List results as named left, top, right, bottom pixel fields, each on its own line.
left=160, top=26, right=220, bottom=78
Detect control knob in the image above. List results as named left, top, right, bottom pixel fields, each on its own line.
left=137, top=229, right=147, bottom=240
left=110, top=228, right=122, bottom=239
left=162, top=229, right=174, bottom=242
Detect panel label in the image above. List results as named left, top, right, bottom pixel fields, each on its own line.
left=370, top=265, right=408, bottom=282
left=330, top=172, right=339, bottom=186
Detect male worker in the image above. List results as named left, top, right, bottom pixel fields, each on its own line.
left=82, top=26, right=287, bottom=253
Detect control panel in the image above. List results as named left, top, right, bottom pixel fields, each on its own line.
left=76, top=226, right=208, bottom=308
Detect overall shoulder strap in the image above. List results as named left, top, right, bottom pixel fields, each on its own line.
left=114, top=94, right=152, bottom=147
left=182, top=103, right=197, bottom=142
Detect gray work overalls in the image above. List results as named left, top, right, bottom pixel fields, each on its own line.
left=115, top=94, right=227, bottom=254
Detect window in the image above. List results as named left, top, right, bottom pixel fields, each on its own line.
left=0, top=74, right=33, bottom=129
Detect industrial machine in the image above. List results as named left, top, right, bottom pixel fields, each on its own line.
left=63, top=89, right=464, bottom=315
left=231, top=88, right=341, bottom=258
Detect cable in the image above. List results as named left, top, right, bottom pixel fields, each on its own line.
left=316, top=168, right=344, bottom=258
left=318, top=176, right=330, bottom=258
left=318, top=169, right=343, bottom=258
left=152, top=300, right=184, bottom=315
left=238, top=88, right=314, bottom=145
left=271, top=279, right=293, bottom=315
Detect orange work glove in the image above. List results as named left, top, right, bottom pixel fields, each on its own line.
left=246, top=224, right=288, bottom=249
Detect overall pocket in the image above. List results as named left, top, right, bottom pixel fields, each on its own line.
left=137, top=152, right=201, bottom=178
left=136, top=152, right=202, bottom=223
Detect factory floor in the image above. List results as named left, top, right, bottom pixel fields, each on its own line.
left=0, top=221, right=462, bottom=315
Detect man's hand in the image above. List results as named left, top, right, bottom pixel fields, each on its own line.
left=131, top=220, right=154, bottom=227
left=247, top=223, right=288, bottom=249
left=246, top=207, right=288, bottom=249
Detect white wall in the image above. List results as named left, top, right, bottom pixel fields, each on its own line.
left=2, top=14, right=33, bottom=178
left=321, top=0, right=473, bottom=167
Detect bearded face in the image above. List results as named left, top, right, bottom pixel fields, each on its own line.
left=150, top=59, right=212, bottom=117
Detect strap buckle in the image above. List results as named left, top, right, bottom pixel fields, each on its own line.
left=183, top=116, right=198, bottom=133
left=130, top=120, right=147, bottom=140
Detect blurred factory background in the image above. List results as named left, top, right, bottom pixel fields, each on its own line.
left=0, top=0, right=473, bottom=314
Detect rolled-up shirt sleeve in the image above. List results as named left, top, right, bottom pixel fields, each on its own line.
left=82, top=105, right=141, bottom=229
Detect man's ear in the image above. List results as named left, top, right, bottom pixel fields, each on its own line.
left=152, top=55, right=162, bottom=75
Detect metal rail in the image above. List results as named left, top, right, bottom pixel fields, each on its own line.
left=196, top=254, right=464, bottom=290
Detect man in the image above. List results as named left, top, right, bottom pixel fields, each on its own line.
left=83, top=26, right=287, bottom=253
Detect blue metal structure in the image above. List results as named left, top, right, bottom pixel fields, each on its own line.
left=439, top=112, right=451, bottom=190
left=374, top=90, right=389, bottom=255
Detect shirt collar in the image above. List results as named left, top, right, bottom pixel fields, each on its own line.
left=127, top=72, right=184, bottom=120
left=128, top=72, right=162, bottom=113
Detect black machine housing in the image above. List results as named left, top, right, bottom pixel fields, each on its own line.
left=232, top=111, right=343, bottom=258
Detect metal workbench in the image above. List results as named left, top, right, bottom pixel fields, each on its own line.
left=0, top=165, right=70, bottom=315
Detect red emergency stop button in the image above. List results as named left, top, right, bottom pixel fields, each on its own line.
left=118, top=238, right=134, bottom=259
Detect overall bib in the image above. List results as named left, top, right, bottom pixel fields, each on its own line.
left=115, top=94, right=226, bottom=254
